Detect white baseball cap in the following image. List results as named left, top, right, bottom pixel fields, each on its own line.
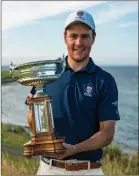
left=65, top=10, right=95, bottom=31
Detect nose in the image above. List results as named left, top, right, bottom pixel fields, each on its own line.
left=75, top=36, right=83, bottom=46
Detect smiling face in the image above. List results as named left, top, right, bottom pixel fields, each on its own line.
left=64, top=23, right=96, bottom=63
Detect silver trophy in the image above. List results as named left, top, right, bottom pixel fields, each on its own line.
left=13, top=57, right=66, bottom=157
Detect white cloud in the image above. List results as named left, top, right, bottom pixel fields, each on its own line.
left=94, top=2, right=138, bottom=25
left=2, top=1, right=138, bottom=30
left=119, top=22, right=138, bottom=28
left=2, top=1, right=107, bottom=30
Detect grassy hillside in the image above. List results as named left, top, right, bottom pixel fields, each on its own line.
left=2, top=123, right=31, bottom=151
left=1, top=70, right=20, bottom=84
left=2, top=151, right=39, bottom=175
left=1, top=123, right=139, bottom=175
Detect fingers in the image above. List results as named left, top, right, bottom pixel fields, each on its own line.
left=28, top=93, right=33, bottom=99
left=62, top=143, right=77, bottom=155
left=62, top=143, right=73, bottom=149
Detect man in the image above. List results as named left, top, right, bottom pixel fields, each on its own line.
left=27, top=10, right=120, bottom=175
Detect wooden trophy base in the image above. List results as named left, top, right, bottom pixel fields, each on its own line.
left=24, top=134, right=65, bottom=157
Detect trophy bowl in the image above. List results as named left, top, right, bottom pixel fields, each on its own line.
left=13, top=57, right=66, bottom=157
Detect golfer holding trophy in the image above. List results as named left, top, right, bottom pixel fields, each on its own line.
left=12, top=10, right=120, bottom=175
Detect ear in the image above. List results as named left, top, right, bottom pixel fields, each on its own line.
left=64, top=31, right=67, bottom=44
left=92, top=32, right=96, bottom=45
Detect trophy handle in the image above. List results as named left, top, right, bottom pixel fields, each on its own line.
left=27, top=110, right=36, bottom=135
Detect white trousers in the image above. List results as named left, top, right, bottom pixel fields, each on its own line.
left=37, top=160, right=104, bottom=175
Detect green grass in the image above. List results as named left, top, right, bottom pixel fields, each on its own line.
left=2, top=123, right=31, bottom=151
left=2, top=146, right=138, bottom=175
left=2, top=70, right=20, bottom=83
left=1, top=123, right=39, bottom=175
left=1, top=123, right=139, bottom=175
left=2, top=151, right=39, bottom=175
left=102, top=144, right=139, bottom=175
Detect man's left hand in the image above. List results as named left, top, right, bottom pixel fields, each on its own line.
left=44, top=143, right=77, bottom=160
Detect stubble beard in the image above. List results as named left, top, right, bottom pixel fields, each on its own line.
left=71, top=48, right=91, bottom=63
left=72, top=55, right=89, bottom=63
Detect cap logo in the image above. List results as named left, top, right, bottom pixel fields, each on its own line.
left=77, top=11, right=83, bottom=17
left=75, top=11, right=84, bottom=21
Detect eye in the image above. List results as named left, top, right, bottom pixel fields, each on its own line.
left=70, top=34, right=77, bottom=39
left=82, top=34, right=90, bottom=38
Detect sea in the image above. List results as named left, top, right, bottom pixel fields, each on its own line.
left=1, top=65, right=138, bottom=153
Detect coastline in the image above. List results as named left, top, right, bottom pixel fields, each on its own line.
left=2, top=74, right=138, bottom=156
left=2, top=121, right=138, bottom=156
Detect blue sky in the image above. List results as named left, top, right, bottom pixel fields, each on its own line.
left=2, top=1, right=138, bottom=66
